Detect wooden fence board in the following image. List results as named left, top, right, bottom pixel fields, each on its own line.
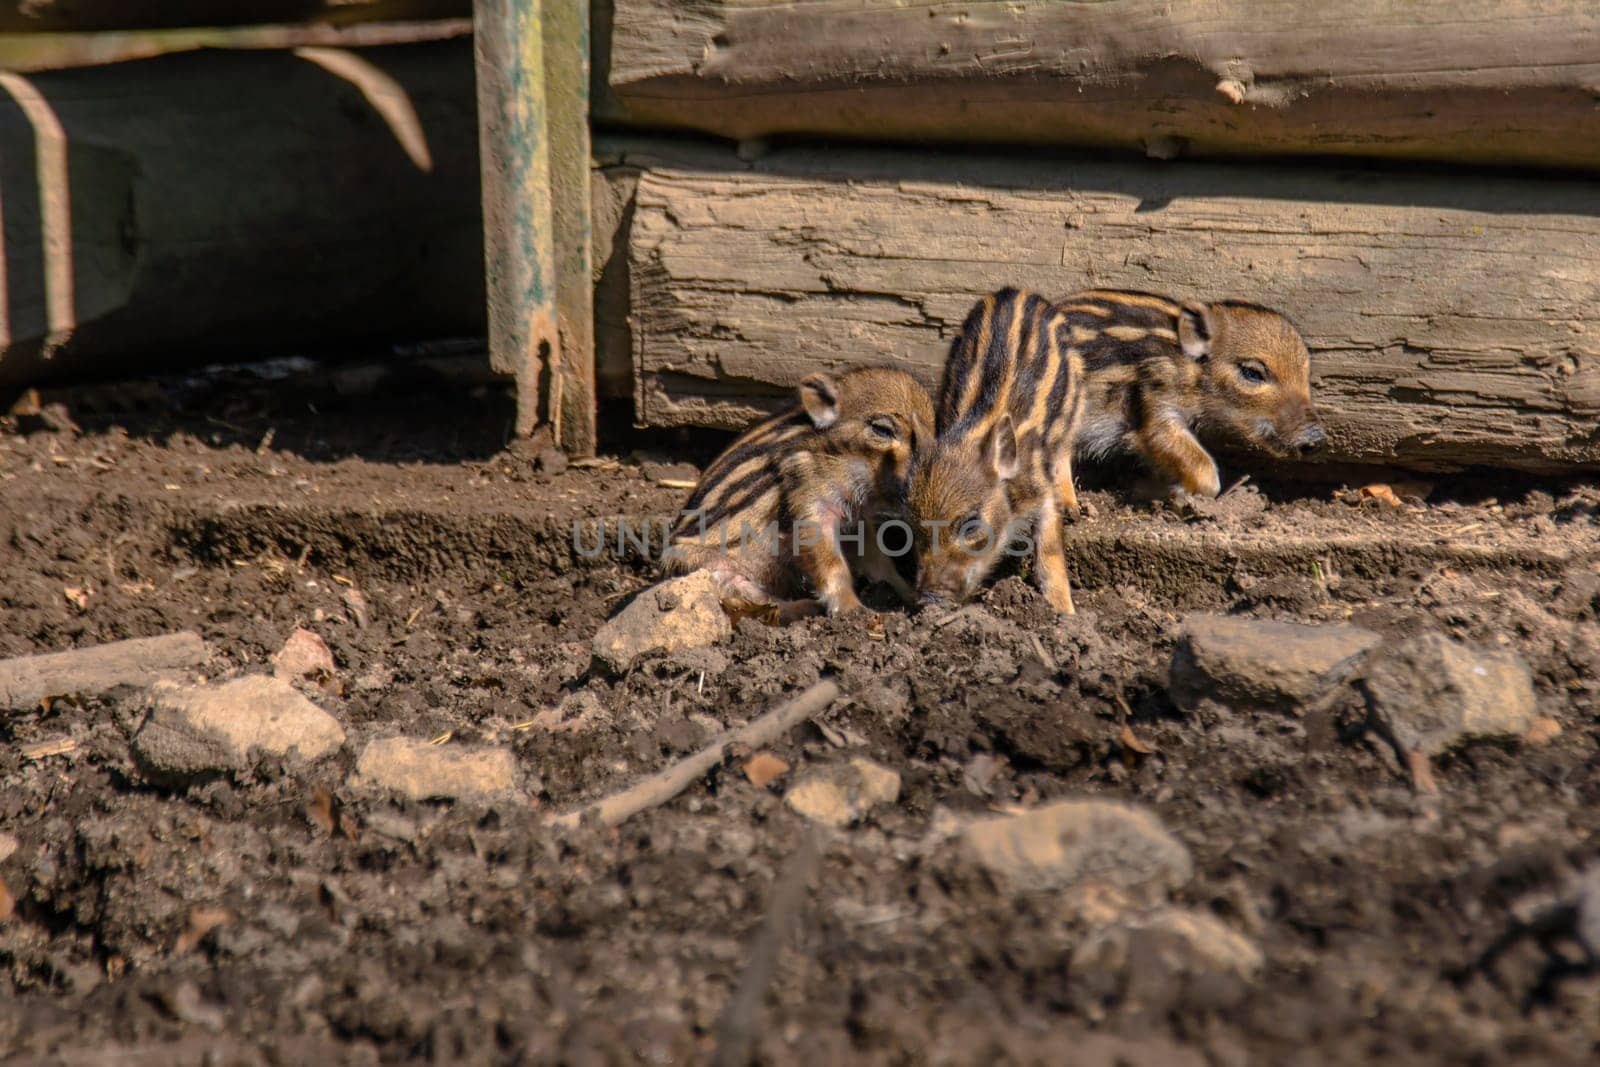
left=614, top=141, right=1600, bottom=473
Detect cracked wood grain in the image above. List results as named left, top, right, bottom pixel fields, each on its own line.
left=619, top=140, right=1600, bottom=474
left=600, top=0, right=1600, bottom=172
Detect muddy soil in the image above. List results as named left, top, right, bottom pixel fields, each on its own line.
left=2, top=359, right=1599, bottom=1065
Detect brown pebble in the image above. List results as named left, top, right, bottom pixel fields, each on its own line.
left=743, top=751, right=791, bottom=788
left=1523, top=716, right=1563, bottom=745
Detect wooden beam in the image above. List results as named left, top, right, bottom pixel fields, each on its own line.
left=609, top=138, right=1600, bottom=474
left=474, top=0, right=594, bottom=449
left=473, top=0, right=561, bottom=438
left=0, top=2, right=469, bottom=34
left=601, top=0, right=1600, bottom=173
left=543, top=0, right=596, bottom=454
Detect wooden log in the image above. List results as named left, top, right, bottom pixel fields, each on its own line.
left=0, top=41, right=484, bottom=390
left=0, top=632, right=209, bottom=711
left=0, top=2, right=468, bottom=34
left=615, top=139, right=1600, bottom=474
left=601, top=0, right=1600, bottom=173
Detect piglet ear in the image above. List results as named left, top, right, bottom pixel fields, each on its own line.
left=1177, top=301, right=1214, bottom=361
left=986, top=414, right=1019, bottom=482
left=798, top=373, right=840, bottom=428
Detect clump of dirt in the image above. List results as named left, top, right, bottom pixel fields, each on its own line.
left=2, top=359, right=1599, bottom=1064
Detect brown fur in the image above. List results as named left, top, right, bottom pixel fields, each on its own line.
left=910, top=289, right=1084, bottom=614
left=665, top=367, right=934, bottom=617
left=1068, top=289, right=1325, bottom=497
left=909, top=287, right=1325, bottom=614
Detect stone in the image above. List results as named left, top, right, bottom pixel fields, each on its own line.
left=535, top=447, right=569, bottom=476
left=133, top=676, right=345, bottom=782
left=1072, top=908, right=1264, bottom=1011
left=960, top=800, right=1192, bottom=901
left=591, top=571, right=732, bottom=673
left=743, top=751, right=791, bottom=788
left=350, top=737, right=519, bottom=801
left=1170, top=614, right=1381, bottom=714
left=1364, top=632, right=1538, bottom=757
left=784, top=757, right=900, bottom=827
left=0, top=831, right=17, bottom=864
left=272, top=627, right=336, bottom=682
left=1523, top=716, right=1563, bottom=745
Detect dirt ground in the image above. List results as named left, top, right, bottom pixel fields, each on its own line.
left=2, top=358, right=1599, bottom=1065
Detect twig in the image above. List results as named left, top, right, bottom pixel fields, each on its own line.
left=930, top=605, right=984, bottom=630
left=547, top=679, right=841, bottom=830
left=713, top=827, right=826, bottom=1067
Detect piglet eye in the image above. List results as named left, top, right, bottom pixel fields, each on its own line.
left=1239, top=363, right=1268, bottom=385
left=958, top=515, right=987, bottom=542
left=866, top=416, right=899, bottom=440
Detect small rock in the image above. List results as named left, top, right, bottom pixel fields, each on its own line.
left=341, top=587, right=370, bottom=629
left=0, top=831, right=17, bottom=864
left=784, top=757, right=900, bottom=827
left=1524, top=716, right=1563, bottom=745
left=350, top=737, right=519, bottom=801
left=1364, top=632, right=1538, bottom=757
left=535, top=448, right=569, bottom=476
left=641, top=460, right=700, bottom=485
left=591, top=571, right=732, bottom=673
left=1179, top=482, right=1269, bottom=523
left=272, top=627, right=337, bottom=683
left=1170, top=614, right=1381, bottom=714
left=1072, top=908, right=1264, bottom=1011
left=743, top=751, right=791, bottom=788
left=133, top=676, right=346, bottom=783
left=960, top=800, right=1192, bottom=902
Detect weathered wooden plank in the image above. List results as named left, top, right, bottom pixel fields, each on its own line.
left=602, top=0, right=1600, bottom=172
left=543, top=0, right=597, bottom=454
left=0, top=20, right=471, bottom=74
left=0, top=2, right=468, bottom=34
left=473, top=0, right=561, bottom=438
left=0, top=42, right=484, bottom=389
left=620, top=141, right=1600, bottom=474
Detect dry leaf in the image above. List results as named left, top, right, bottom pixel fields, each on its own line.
left=174, top=907, right=233, bottom=953
left=743, top=752, right=791, bottom=788
left=1359, top=484, right=1403, bottom=508
left=305, top=787, right=336, bottom=835
left=62, top=586, right=90, bottom=610
left=1119, top=723, right=1156, bottom=755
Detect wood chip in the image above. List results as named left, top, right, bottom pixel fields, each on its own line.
left=743, top=751, right=791, bottom=788
left=1359, top=483, right=1404, bottom=508
left=22, top=737, right=77, bottom=761
left=656, top=478, right=698, bottom=490
left=174, top=907, right=234, bottom=954
left=1119, top=723, right=1155, bottom=755
left=305, top=787, right=336, bottom=835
